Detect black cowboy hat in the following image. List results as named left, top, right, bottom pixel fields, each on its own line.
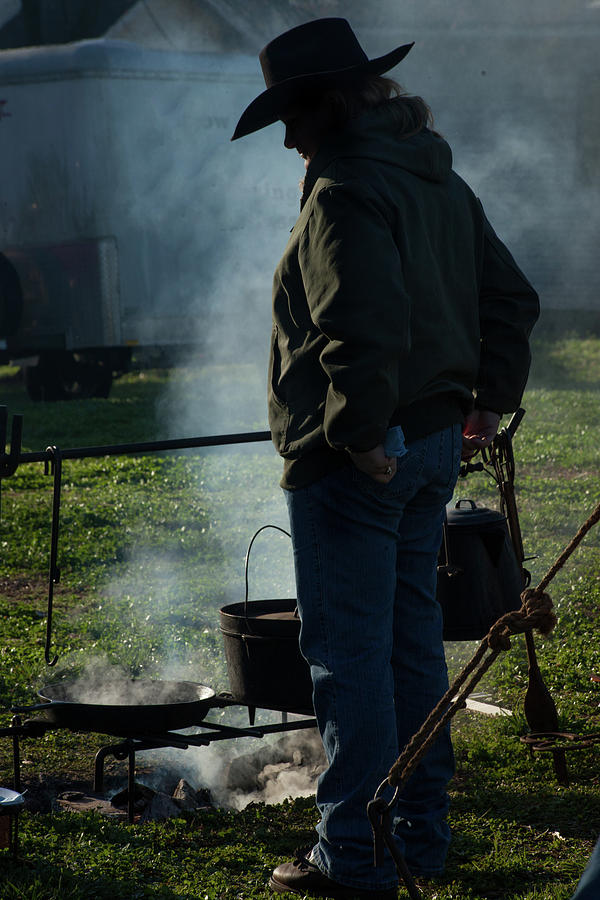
left=231, top=18, right=413, bottom=141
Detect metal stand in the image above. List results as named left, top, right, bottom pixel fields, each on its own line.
left=0, top=810, right=19, bottom=857
left=94, top=713, right=317, bottom=822
left=92, top=714, right=317, bottom=822
left=1, top=706, right=317, bottom=825
left=0, top=714, right=24, bottom=857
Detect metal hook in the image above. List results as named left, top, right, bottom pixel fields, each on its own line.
left=367, top=787, right=421, bottom=899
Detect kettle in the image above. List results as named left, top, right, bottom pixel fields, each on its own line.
left=437, top=499, right=524, bottom=641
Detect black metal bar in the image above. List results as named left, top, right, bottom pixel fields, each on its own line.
left=228, top=717, right=317, bottom=737
left=0, top=410, right=23, bottom=520
left=381, top=817, right=422, bottom=900
left=11, top=808, right=19, bottom=858
left=91, top=716, right=318, bottom=810
left=0, top=718, right=53, bottom=739
left=125, top=733, right=190, bottom=749
left=8, top=415, right=23, bottom=474
left=192, top=720, right=264, bottom=737
left=156, top=716, right=318, bottom=748
left=0, top=411, right=23, bottom=478
left=43, top=446, right=62, bottom=666
left=5, top=428, right=271, bottom=667
left=18, top=430, right=272, bottom=466
left=490, top=415, right=569, bottom=787
left=91, top=714, right=317, bottom=787
left=94, top=744, right=116, bottom=793
left=128, top=743, right=135, bottom=824
left=11, top=715, right=21, bottom=794
left=506, top=407, right=526, bottom=439
left=2, top=709, right=318, bottom=827
left=0, top=406, right=7, bottom=457
left=94, top=746, right=107, bottom=793
left=94, top=741, right=133, bottom=792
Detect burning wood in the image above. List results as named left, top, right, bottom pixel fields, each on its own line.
left=55, top=778, right=214, bottom=823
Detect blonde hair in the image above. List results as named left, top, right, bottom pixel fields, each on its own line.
left=301, top=74, right=435, bottom=139
left=326, top=74, right=434, bottom=136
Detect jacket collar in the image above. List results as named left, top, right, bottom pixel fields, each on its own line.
left=298, top=102, right=452, bottom=208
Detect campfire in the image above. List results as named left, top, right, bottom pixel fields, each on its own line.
left=56, top=778, right=214, bottom=823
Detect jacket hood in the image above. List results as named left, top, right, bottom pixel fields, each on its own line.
left=301, top=99, right=452, bottom=204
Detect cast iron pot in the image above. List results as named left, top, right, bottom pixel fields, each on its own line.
left=13, top=679, right=216, bottom=736
left=220, top=526, right=313, bottom=714
left=437, top=499, right=524, bottom=641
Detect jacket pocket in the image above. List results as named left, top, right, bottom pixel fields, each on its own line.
left=268, top=325, right=290, bottom=453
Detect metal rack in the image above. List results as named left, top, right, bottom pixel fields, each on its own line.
left=2, top=702, right=317, bottom=826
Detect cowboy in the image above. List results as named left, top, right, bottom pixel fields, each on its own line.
left=233, top=18, right=539, bottom=899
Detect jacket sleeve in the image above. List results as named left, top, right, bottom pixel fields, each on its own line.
left=476, top=210, right=540, bottom=414
left=298, top=181, right=410, bottom=452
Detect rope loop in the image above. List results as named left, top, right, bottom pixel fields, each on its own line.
left=486, top=588, right=557, bottom=651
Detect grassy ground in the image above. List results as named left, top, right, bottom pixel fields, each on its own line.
left=0, top=337, right=599, bottom=898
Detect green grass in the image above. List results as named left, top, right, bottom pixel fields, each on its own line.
left=1, top=337, right=600, bottom=898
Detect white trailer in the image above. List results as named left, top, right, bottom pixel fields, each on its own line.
left=2, top=24, right=599, bottom=400
left=0, top=39, right=298, bottom=398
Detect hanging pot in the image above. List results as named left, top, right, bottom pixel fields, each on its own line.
left=437, top=499, right=524, bottom=641
left=219, top=525, right=313, bottom=714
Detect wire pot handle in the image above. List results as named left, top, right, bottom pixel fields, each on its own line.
left=244, top=524, right=292, bottom=621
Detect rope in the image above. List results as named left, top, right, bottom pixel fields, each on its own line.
left=536, top=497, right=600, bottom=593
left=382, top=496, right=600, bottom=792
left=368, top=498, right=600, bottom=898
left=485, top=589, right=556, bottom=651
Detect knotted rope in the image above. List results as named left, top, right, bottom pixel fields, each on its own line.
left=385, top=586, right=555, bottom=790
left=384, top=496, right=600, bottom=792
left=485, top=587, right=556, bottom=651
left=368, top=497, right=600, bottom=898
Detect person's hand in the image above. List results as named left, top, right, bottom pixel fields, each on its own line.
left=347, top=444, right=396, bottom=483
left=462, top=409, right=501, bottom=460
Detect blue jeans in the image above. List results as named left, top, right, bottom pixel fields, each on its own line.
left=285, top=424, right=462, bottom=892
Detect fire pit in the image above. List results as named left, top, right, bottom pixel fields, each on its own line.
left=3, top=686, right=318, bottom=824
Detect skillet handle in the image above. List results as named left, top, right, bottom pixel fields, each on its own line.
left=10, top=703, right=52, bottom=713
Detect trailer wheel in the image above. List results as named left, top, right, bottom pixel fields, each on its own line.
left=23, top=351, right=114, bottom=401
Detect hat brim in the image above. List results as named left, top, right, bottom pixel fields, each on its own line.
left=231, top=42, right=414, bottom=141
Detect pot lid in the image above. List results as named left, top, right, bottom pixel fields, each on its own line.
left=446, top=499, right=506, bottom=526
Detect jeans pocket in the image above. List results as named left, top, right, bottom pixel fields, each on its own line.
left=351, top=466, right=394, bottom=499
left=351, top=441, right=425, bottom=500
left=440, top=424, right=463, bottom=488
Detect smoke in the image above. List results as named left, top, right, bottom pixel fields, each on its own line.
left=135, top=4, right=600, bottom=808
left=17, top=1, right=598, bottom=807
left=136, top=725, right=326, bottom=811
left=107, top=1, right=600, bottom=447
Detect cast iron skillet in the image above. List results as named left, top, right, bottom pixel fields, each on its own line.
left=13, top=679, right=216, bottom=736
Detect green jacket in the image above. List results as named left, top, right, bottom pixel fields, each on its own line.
left=268, top=101, right=539, bottom=489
